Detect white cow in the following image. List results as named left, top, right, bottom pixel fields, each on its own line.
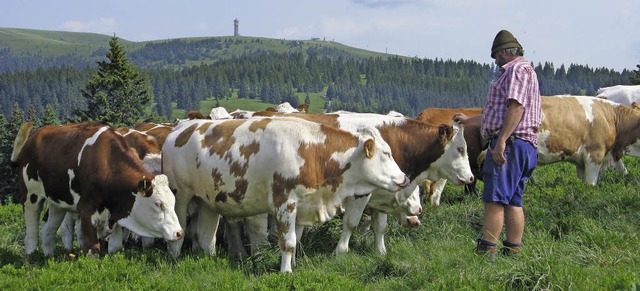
left=162, top=117, right=409, bottom=272
left=276, top=102, right=300, bottom=113
left=596, top=85, right=640, bottom=106
left=209, top=107, right=233, bottom=120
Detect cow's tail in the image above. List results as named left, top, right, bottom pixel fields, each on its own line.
left=11, top=122, right=33, bottom=164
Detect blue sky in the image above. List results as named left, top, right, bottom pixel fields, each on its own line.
left=2, top=0, right=639, bottom=72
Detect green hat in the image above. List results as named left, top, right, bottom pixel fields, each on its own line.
left=491, top=30, right=522, bottom=59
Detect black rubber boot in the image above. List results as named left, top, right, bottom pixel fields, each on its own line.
left=501, top=240, right=522, bottom=256
left=476, top=239, right=497, bottom=262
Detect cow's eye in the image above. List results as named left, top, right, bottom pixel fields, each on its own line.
left=457, top=147, right=464, bottom=155
left=155, top=201, right=165, bottom=211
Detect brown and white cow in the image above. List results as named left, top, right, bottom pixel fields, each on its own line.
left=162, top=117, right=410, bottom=272
left=250, top=111, right=475, bottom=255
left=297, top=103, right=310, bottom=113
left=187, top=111, right=211, bottom=120
left=537, top=95, right=640, bottom=185
left=416, top=107, right=484, bottom=205
left=11, top=122, right=184, bottom=256
left=229, top=109, right=255, bottom=119
left=134, top=122, right=176, bottom=149
left=60, top=127, right=165, bottom=252
left=115, top=127, right=163, bottom=174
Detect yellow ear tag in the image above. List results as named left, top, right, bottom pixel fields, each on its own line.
left=143, top=176, right=147, bottom=189
left=365, top=147, right=371, bottom=158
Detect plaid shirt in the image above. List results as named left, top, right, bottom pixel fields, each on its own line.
left=481, top=57, right=542, bottom=147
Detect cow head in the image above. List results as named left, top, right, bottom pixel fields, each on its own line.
left=425, top=123, right=474, bottom=185
left=118, top=174, right=184, bottom=242
left=367, top=185, right=423, bottom=219
left=348, top=126, right=409, bottom=195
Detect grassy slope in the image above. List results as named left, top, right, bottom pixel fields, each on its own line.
left=0, top=158, right=639, bottom=289
left=0, top=28, right=392, bottom=61
left=0, top=27, right=121, bottom=56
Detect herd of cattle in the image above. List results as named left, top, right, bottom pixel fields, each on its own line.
left=9, top=84, right=640, bottom=272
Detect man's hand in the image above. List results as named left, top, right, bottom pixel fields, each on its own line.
left=452, top=113, right=468, bottom=124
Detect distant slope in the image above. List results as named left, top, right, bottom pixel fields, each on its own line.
left=0, top=27, right=397, bottom=71
left=0, top=27, right=123, bottom=56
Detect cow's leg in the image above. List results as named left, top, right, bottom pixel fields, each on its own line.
left=292, top=224, right=305, bottom=268
left=275, top=200, right=298, bottom=273
left=107, top=225, right=124, bottom=253
left=429, top=179, right=448, bottom=206
left=614, top=160, right=629, bottom=175
left=41, top=205, right=66, bottom=256
left=224, top=218, right=248, bottom=258
left=79, top=209, right=100, bottom=256
left=371, top=210, right=388, bottom=255
left=195, top=202, right=220, bottom=256
left=24, top=197, right=44, bottom=255
left=75, top=217, right=83, bottom=249
left=336, top=196, right=368, bottom=255
left=60, top=212, right=76, bottom=251
left=245, top=213, right=269, bottom=255
left=584, top=162, right=602, bottom=186
left=141, top=236, right=155, bottom=248
left=167, top=195, right=192, bottom=257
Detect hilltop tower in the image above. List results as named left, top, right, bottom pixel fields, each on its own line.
left=234, top=19, right=239, bottom=36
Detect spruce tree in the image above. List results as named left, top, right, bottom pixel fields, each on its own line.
left=632, top=62, right=640, bottom=85
left=75, top=35, right=153, bottom=127
left=42, top=104, right=61, bottom=126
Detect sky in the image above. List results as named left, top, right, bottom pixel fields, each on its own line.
left=2, top=0, right=639, bottom=72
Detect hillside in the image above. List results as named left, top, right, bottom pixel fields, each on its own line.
left=0, top=27, right=120, bottom=56
left=0, top=27, right=395, bottom=72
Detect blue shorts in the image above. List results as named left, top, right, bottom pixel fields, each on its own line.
left=482, top=137, right=537, bottom=207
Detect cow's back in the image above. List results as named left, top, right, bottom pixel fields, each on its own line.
left=416, top=107, right=482, bottom=125
left=16, top=123, right=146, bottom=207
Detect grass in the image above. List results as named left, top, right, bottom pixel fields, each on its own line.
left=1, top=158, right=639, bottom=289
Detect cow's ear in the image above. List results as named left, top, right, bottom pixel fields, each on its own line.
left=364, top=139, right=375, bottom=158
left=438, top=124, right=453, bottom=145
left=137, top=176, right=153, bottom=197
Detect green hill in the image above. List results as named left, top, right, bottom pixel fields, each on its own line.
left=0, top=27, right=396, bottom=71
left=0, top=27, right=122, bottom=56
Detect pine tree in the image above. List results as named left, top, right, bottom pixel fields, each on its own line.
left=632, top=62, right=640, bottom=85
left=305, top=93, right=311, bottom=105
left=42, top=104, right=61, bottom=126
left=0, top=113, right=14, bottom=202
left=75, top=35, right=153, bottom=127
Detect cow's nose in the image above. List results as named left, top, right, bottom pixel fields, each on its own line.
left=176, top=230, right=184, bottom=240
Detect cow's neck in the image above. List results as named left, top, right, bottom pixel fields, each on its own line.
left=378, top=122, right=443, bottom=180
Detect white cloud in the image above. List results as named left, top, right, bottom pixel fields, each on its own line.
left=59, top=17, right=117, bottom=35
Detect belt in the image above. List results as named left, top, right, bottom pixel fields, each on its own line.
left=488, top=135, right=515, bottom=148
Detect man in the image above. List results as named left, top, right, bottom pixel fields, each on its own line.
left=453, top=29, right=541, bottom=259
